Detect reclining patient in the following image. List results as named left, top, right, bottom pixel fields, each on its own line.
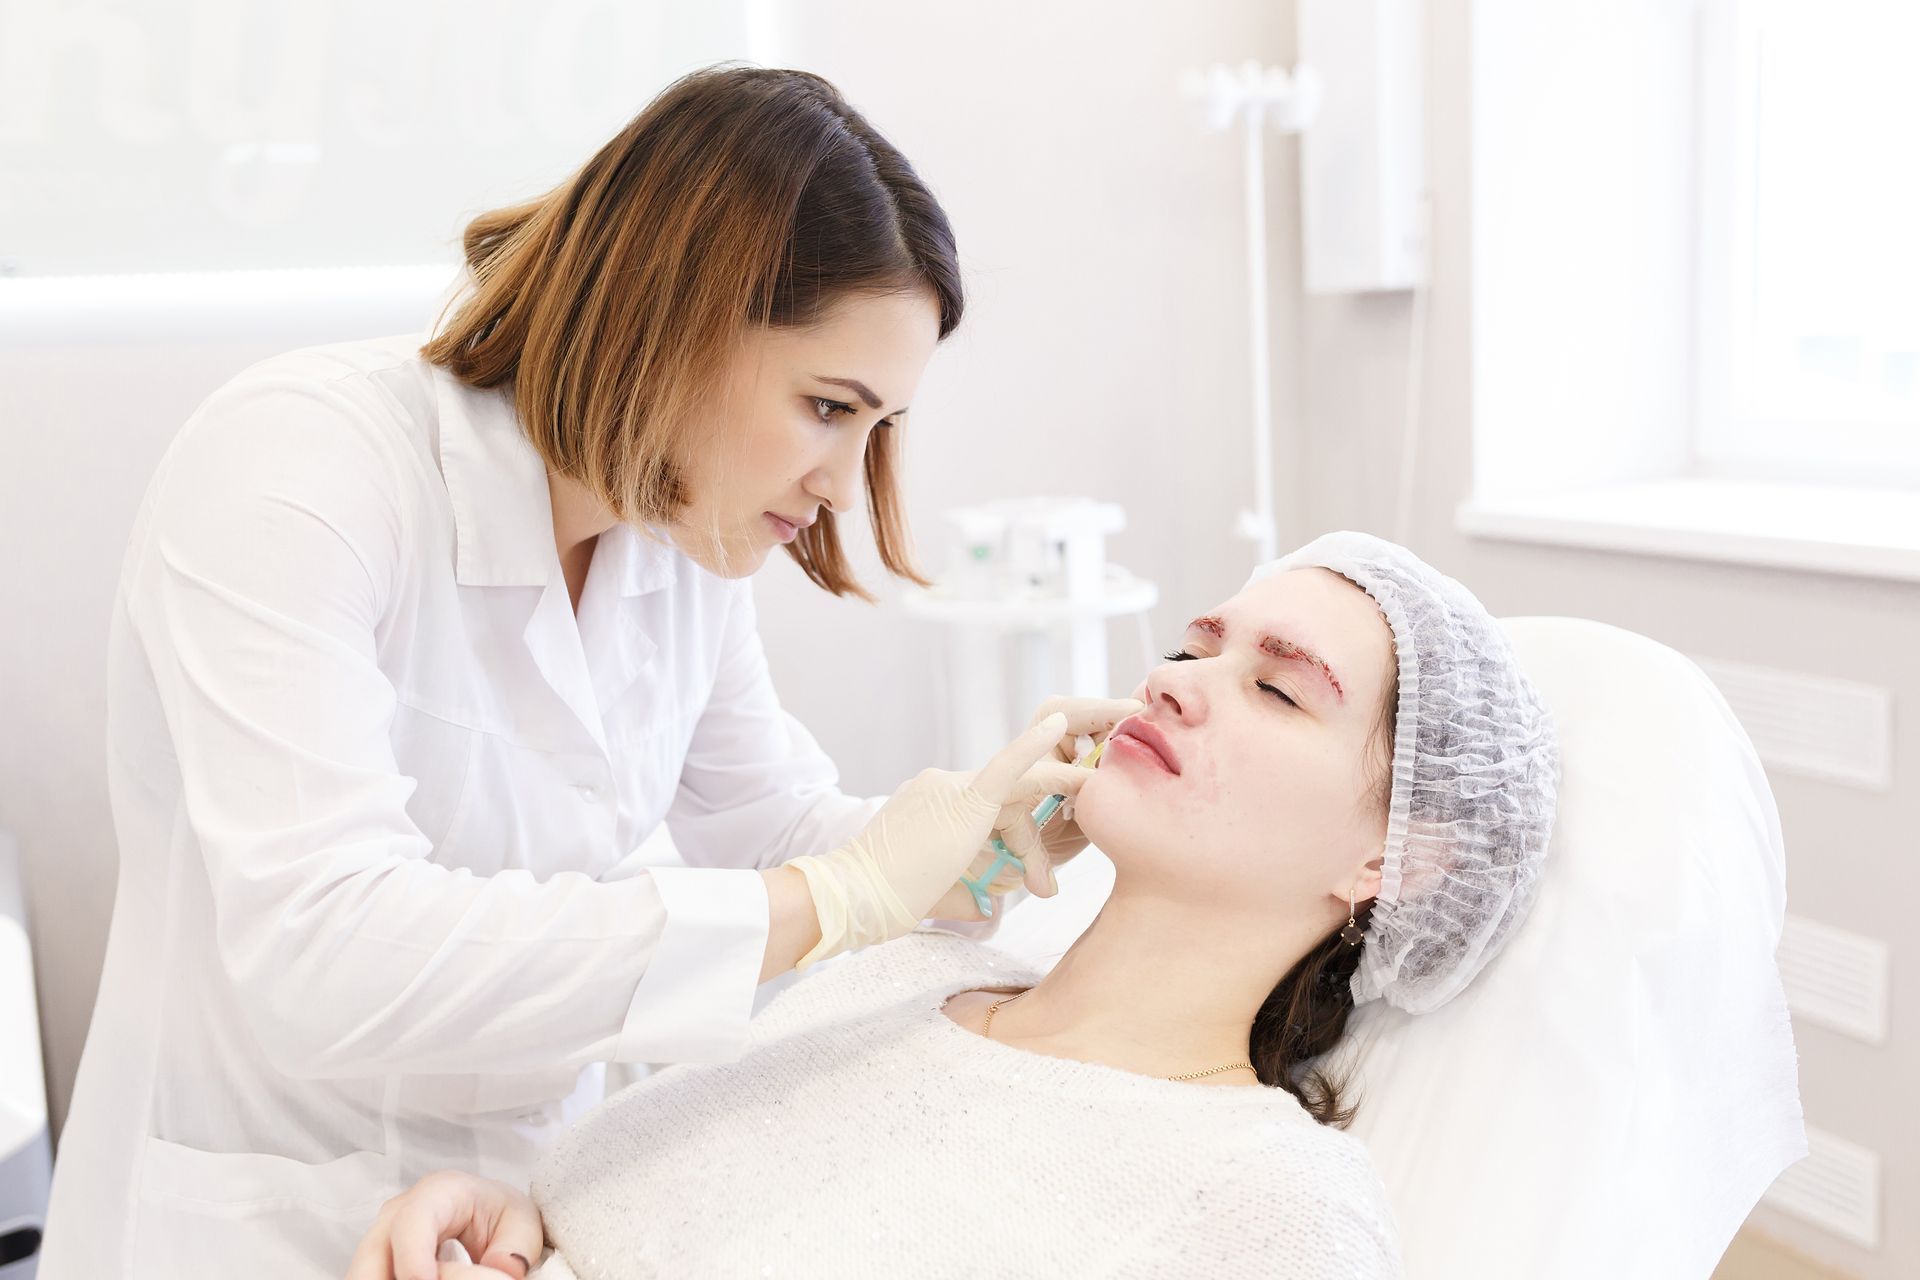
left=352, top=531, right=1559, bottom=1279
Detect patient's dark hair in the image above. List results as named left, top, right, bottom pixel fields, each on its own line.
left=1247, top=635, right=1399, bottom=1127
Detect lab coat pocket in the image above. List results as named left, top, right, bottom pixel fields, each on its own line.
left=132, top=1136, right=398, bottom=1278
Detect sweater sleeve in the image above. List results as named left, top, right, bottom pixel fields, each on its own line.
left=1110, top=1124, right=1402, bottom=1279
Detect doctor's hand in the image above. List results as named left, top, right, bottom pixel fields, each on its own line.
left=345, top=1170, right=543, bottom=1280
left=928, top=695, right=1143, bottom=921
left=784, top=712, right=1080, bottom=967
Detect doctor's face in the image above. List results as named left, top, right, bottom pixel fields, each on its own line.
left=667, top=288, right=941, bottom=577
left=1073, top=568, right=1397, bottom=929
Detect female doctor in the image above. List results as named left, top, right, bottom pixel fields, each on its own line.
left=41, top=65, right=1138, bottom=1279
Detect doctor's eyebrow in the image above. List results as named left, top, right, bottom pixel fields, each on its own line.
left=1186, top=614, right=1345, bottom=700
left=811, top=375, right=903, bottom=415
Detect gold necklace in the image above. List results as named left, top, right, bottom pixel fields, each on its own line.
left=981, top=991, right=1257, bottom=1084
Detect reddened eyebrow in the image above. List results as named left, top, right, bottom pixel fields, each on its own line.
left=1187, top=614, right=1345, bottom=700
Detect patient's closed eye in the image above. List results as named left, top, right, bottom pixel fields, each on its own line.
left=1160, top=648, right=1298, bottom=708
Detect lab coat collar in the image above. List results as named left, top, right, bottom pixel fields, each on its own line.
left=599, top=521, right=681, bottom=599
left=431, top=363, right=678, bottom=599
left=433, top=365, right=560, bottom=588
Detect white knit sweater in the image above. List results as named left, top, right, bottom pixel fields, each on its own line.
left=527, top=930, right=1402, bottom=1279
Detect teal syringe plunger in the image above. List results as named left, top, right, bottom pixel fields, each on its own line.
left=959, top=738, right=1108, bottom=917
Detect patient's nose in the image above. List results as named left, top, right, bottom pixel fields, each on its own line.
left=1144, top=670, right=1199, bottom=721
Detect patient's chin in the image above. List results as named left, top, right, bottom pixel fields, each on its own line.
left=1069, top=775, right=1136, bottom=855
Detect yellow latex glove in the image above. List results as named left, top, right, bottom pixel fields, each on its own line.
left=785, top=712, right=1078, bottom=970
left=928, top=695, right=1142, bottom=920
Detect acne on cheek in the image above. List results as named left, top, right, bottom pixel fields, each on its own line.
left=1190, top=775, right=1224, bottom=806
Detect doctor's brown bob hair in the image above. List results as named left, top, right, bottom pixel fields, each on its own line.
left=421, top=64, right=962, bottom=600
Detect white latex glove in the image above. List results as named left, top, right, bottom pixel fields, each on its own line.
left=785, top=712, right=1078, bottom=970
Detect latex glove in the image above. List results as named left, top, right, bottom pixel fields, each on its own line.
left=1012, top=695, right=1138, bottom=886
left=785, top=712, right=1076, bottom=969
left=928, top=695, right=1142, bottom=921
left=344, top=1170, right=542, bottom=1280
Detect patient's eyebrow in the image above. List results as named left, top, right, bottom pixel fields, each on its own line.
left=1188, top=615, right=1345, bottom=700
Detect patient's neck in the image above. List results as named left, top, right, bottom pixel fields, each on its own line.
left=983, top=877, right=1330, bottom=1084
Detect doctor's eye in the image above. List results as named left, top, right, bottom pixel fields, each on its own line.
left=810, top=396, right=857, bottom=423
left=1161, top=648, right=1196, bottom=662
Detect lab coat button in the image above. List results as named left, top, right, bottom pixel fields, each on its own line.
left=574, top=783, right=599, bottom=801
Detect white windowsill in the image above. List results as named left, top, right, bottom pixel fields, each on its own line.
left=1456, top=477, right=1920, bottom=584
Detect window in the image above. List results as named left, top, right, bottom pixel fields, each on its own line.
left=1694, top=0, right=1920, bottom=487
left=1460, top=0, right=1920, bottom=579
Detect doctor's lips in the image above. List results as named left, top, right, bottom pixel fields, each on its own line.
left=764, top=510, right=817, bottom=543
left=1110, top=717, right=1181, bottom=775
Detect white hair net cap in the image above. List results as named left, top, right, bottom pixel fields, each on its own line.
left=1246, top=531, right=1560, bottom=1014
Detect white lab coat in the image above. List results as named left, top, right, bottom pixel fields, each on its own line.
left=40, top=333, right=993, bottom=1278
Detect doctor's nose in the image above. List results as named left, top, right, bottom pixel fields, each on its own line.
left=805, top=450, right=863, bottom=516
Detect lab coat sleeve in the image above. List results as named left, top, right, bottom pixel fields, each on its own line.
left=126, top=379, right=765, bottom=1078
left=663, top=579, right=894, bottom=869
left=664, top=579, right=1019, bottom=940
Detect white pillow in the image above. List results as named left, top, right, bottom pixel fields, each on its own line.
left=992, top=616, right=1806, bottom=1278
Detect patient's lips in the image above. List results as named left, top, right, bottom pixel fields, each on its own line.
left=1110, top=716, right=1181, bottom=776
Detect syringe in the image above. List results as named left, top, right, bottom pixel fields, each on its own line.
left=958, top=737, right=1109, bottom=917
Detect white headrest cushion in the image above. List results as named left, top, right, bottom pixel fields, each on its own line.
left=1332, top=616, right=1805, bottom=1278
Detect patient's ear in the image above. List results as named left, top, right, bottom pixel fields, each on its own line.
left=1340, top=855, right=1385, bottom=905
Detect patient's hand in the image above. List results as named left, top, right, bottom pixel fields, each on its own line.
left=344, top=1170, right=543, bottom=1280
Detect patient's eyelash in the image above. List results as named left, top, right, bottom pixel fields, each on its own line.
left=1259, top=681, right=1299, bottom=708
left=1160, top=648, right=1298, bottom=708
